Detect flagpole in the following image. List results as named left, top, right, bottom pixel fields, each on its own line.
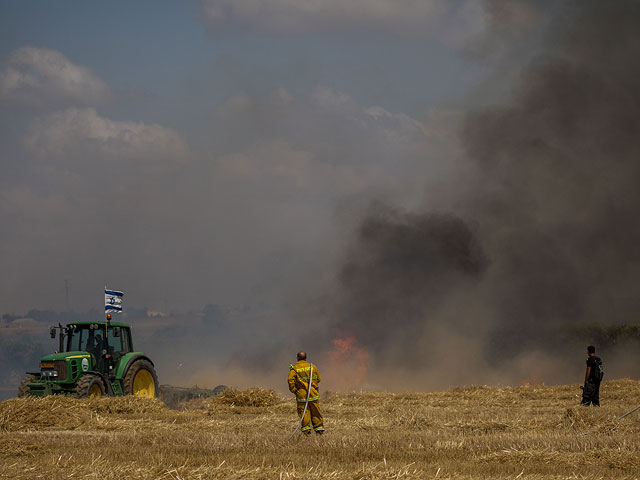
left=104, top=287, right=109, bottom=353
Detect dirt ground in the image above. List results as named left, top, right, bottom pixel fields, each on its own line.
left=1, top=379, right=639, bottom=479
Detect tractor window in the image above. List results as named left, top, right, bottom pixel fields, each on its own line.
left=67, top=325, right=101, bottom=353
left=122, top=329, right=132, bottom=352
left=67, top=327, right=85, bottom=352
left=107, top=327, right=132, bottom=354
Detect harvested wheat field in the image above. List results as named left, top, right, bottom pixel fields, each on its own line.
left=1, top=380, right=639, bottom=480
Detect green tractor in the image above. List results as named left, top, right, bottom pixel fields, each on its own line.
left=18, top=320, right=158, bottom=399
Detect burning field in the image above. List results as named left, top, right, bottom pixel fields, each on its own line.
left=1, top=379, right=639, bottom=479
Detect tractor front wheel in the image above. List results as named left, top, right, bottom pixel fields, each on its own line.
left=18, top=374, right=36, bottom=397
left=76, top=374, right=106, bottom=398
left=123, top=359, right=158, bottom=398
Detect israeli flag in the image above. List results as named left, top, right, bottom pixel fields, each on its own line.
left=105, top=288, right=124, bottom=312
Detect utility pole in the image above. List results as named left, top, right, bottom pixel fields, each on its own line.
left=64, top=279, right=70, bottom=311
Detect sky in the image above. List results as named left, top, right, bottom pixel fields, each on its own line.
left=2, top=1, right=640, bottom=390
left=0, top=0, right=523, bottom=313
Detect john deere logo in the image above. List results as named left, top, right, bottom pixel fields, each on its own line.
left=82, top=358, right=89, bottom=372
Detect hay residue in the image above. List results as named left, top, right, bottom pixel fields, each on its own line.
left=0, top=397, right=90, bottom=432
left=0, top=396, right=167, bottom=431
left=86, top=396, right=167, bottom=414
left=177, top=397, right=211, bottom=411
left=209, top=387, right=282, bottom=408
left=1, top=379, right=640, bottom=479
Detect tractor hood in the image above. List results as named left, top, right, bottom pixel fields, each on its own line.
left=40, top=351, right=90, bottom=362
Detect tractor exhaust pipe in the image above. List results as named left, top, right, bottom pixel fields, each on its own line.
left=50, top=324, right=65, bottom=353
left=58, top=323, right=64, bottom=353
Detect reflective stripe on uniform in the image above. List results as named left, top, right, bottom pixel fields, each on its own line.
left=298, top=375, right=318, bottom=381
left=314, top=426, right=325, bottom=431
left=297, top=396, right=319, bottom=402
left=301, top=425, right=311, bottom=431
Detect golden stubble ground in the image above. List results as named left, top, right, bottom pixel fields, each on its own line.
left=0, top=380, right=639, bottom=479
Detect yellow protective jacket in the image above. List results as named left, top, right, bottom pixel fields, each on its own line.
left=288, top=360, right=321, bottom=402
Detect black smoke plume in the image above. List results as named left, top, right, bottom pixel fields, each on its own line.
left=462, top=0, right=640, bottom=328
left=328, top=0, right=640, bottom=382
left=333, top=205, right=487, bottom=366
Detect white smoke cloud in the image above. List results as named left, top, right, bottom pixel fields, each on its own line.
left=0, top=46, right=111, bottom=109
left=24, top=108, right=190, bottom=162
left=210, top=85, right=447, bottom=196
left=310, top=85, right=359, bottom=115
left=461, top=0, right=542, bottom=58
left=200, top=0, right=486, bottom=40
left=0, top=188, right=67, bottom=221
left=200, top=0, right=542, bottom=58
left=217, top=140, right=382, bottom=195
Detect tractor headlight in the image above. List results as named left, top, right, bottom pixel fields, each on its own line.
left=41, top=370, right=58, bottom=377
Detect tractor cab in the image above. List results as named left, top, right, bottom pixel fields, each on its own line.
left=19, top=320, right=158, bottom=399
left=63, top=322, right=133, bottom=374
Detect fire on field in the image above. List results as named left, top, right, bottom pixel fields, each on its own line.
left=1, top=379, right=639, bottom=479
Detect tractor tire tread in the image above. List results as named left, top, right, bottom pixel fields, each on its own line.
left=75, top=373, right=106, bottom=398
left=123, top=359, right=159, bottom=397
left=18, top=374, right=36, bottom=397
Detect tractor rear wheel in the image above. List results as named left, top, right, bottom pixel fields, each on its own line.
left=123, top=359, right=158, bottom=398
left=76, top=374, right=106, bottom=398
left=213, top=385, right=228, bottom=395
left=18, top=374, right=36, bottom=397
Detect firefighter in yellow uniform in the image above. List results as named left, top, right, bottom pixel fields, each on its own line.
left=288, top=351, right=324, bottom=435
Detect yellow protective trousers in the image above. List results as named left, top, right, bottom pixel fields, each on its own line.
left=297, top=400, right=324, bottom=433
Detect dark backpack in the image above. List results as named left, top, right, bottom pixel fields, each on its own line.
left=593, top=358, right=604, bottom=382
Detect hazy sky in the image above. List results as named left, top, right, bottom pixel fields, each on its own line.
left=3, top=1, right=640, bottom=391
left=1, top=0, right=529, bottom=313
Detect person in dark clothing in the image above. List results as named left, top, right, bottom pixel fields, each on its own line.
left=581, top=345, right=603, bottom=406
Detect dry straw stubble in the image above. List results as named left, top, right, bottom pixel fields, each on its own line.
left=0, top=380, right=639, bottom=479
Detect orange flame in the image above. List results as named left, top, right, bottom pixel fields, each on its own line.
left=326, top=334, right=369, bottom=389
